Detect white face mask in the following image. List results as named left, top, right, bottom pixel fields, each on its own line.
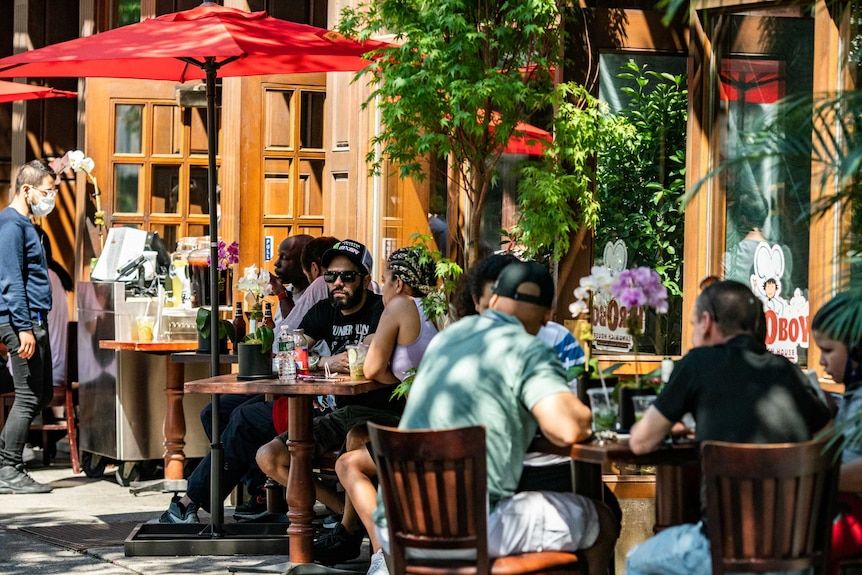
left=29, top=194, right=55, bottom=218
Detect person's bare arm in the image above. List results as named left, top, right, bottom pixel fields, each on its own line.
left=363, top=307, right=401, bottom=384
left=531, top=391, right=592, bottom=446
left=629, top=406, right=674, bottom=454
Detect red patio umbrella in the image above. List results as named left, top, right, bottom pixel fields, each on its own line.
left=503, top=121, right=551, bottom=155
left=0, top=80, right=75, bottom=103
left=0, top=2, right=388, bottom=547
left=0, top=2, right=387, bottom=377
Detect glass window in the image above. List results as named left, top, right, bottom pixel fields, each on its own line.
left=300, top=91, right=325, bottom=149
left=249, top=0, right=327, bottom=28
left=152, top=223, right=178, bottom=254
left=597, top=54, right=688, bottom=356
left=188, top=107, right=216, bottom=157
left=117, top=0, right=140, bottom=26
left=153, top=105, right=181, bottom=155
left=115, top=104, right=143, bottom=154
left=712, top=11, right=814, bottom=364
left=190, top=166, right=212, bottom=216
left=115, top=164, right=141, bottom=213
left=151, top=165, right=180, bottom=214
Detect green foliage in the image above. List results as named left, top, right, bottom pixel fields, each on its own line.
left=195, top=307, right=237, bottom=344
left=511, top=83, right=619, bottom=260
left=391, top=367, right=417, bottom=401
left=595, top=60, right=688, bottom=354
left=242, top=325, right=274, bottom=354
left=339, top=0, right=583, bottom=266
left=597, top=61, right=687, bottom=296
left=409, top=233, right=462, bottom=329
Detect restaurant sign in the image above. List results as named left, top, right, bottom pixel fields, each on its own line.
left=592, top=240, right=637, bottom=352
left=748, top=241, right=809, bottom=363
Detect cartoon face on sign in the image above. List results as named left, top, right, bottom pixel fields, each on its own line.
left=603, top=240, right=627, bottom=273
left=751, top=242, right=787, bottom=314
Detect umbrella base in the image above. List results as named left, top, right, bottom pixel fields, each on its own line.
left=124, top=522, right=289, bottom=556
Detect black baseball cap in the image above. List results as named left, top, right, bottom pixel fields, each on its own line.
left=492, top=261, right=555, bottom=308
left=321, top=239, right=373, bottom=275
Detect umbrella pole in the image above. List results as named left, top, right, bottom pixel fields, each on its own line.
left=205, top=60, right=224, bottom=536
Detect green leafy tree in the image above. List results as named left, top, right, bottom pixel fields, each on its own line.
left=595, top=61, right=688, bottom=354
left=339, top=0, right=617, bottom=267
left=512, top=83, right=612, bottom=262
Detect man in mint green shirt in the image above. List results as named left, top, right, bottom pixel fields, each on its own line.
left=374, top=262, right=619, bottom=575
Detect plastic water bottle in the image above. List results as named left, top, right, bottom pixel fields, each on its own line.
left=277, top=326, right=296, bottom=383
left=293, top=328, right=309, bottom=375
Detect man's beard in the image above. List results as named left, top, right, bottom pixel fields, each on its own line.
left=329, top=287, right=363, bottom=310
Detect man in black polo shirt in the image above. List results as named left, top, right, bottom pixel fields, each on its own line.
left=626, top=280, right=831, bottom=575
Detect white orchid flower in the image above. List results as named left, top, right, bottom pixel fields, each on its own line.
left=569, top=300, right=589, bottom=317
left=68, top=150, right=95, bottom=174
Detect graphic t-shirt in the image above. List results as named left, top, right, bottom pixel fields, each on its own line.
left=300, top=291, right=397, bottom=410
left=299, top=291, right=384, bottom=356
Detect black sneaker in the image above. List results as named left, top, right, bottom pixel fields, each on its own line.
left=158, top=495, right=200, bottom=524
left=0, top=464, right=52, bottom=494
left=234, top=491, right=269, bottom=521
left=313, top=523, right=363, bottom=566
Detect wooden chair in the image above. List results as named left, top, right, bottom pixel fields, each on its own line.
left=29, top=321, right=80, bottom=472
left=702, top=435, right=843, bottom=575
left=368, top=422, right=582, bottom=575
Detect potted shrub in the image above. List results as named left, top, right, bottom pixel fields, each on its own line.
left=237, top=325, right=274, bottom=379
left=195, top=307, right=236, bottom=354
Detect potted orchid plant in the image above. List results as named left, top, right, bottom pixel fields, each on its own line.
left=235, top=265, right=275, bottom=379
left=571, top=265, right=669, bottom=431
left=236, top=264, right=273, bottom=328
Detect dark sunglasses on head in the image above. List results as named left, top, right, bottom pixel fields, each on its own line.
left=324, top=270, right=363, bottom=284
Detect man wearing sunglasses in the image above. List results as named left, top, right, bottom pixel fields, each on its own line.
left=256, top=240, right=404, bottom=528
left=0, top=160, right=58, bottom=494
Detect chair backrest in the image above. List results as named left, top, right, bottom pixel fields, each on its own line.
left=368, top=422, right=490, bottom=575
left=702, top=435, right=843, bottom=575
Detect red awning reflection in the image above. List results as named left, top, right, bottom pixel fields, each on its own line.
left=719, top=59, right=785, bottom=104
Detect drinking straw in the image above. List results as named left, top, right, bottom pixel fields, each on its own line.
left=597, top=366, right=612, bottom=405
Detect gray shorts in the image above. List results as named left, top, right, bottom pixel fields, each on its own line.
left=276, top=404, right=401, bottom=457
left=377, top=490, right=600, bottom=559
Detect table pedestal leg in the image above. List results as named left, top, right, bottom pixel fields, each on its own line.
left=654, top=463, right=701, bottom=532
left=163, top=358, right=186, bottom=481
left=287, top=395, right=315, bottom=563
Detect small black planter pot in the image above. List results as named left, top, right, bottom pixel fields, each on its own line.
left=237, top=343, right=274, bottom=380
left=197, top=332, right=228, bottom=354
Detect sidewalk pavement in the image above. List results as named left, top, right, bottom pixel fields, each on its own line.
left=0, top=453, right=371, bottom=575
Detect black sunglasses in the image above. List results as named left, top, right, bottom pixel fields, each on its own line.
left=324, top=270, right=363, bottom=284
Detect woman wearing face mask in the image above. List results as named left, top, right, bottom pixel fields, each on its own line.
left=0, top=160, right=56, bottom=494
left=812, top=292, right=862, bottom=572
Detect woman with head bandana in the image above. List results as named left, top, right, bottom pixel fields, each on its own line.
left=363, top=246, right=438, bottom=383
left=313, top=246, right=439, bottom=569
